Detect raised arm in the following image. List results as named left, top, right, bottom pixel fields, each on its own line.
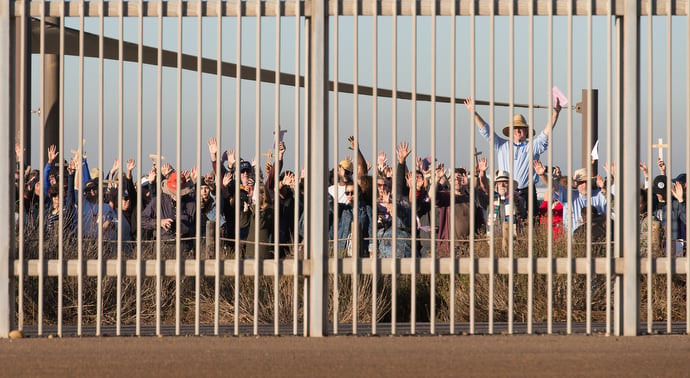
left=542, top=98, right=563, bottom=137
left=464, top=98, right=488, bottom=129
left=347, top=135, right=368, bottom=178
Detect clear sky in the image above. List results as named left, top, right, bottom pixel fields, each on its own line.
left=29, top=12, right=689, bottom=180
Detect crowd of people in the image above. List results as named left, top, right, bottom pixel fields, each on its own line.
left=14, top=97, right=687, bottom=258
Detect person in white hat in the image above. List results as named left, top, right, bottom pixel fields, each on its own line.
left=464, top=96, right=562, bottom=217
left=536, top=162, right=607, bottom=233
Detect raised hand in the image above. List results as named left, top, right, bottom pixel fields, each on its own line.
left=126, top=158, right=136, bottom=176
left=657, top=157, right=666, bottom=176
left=464, top=97, right=474, bottom=113
left=347, top=135, right=356, bottom=151
left=226, top=149, right=236, bottom=169
left=208, top=137, right=218, bottom=160
left=396, top=141, right=411, bottom=164
left=533, top=160, right=546, bottom=176
left=180, top=170, right=191, bottom=183
left=474, top=157, right=487, bottom=174
left=405, top=171, right=414, bottom=188
left=281, top=171, right=296, bottom=189
left=416, top=156, right=424, bottom=172
left=161, top=163, right=172, bottom=177
left=377, top=151, right=388, bottom=172
left=47, top=144, right=59, bottom=164
left=222, top=172, right=233, bottom=188
left=148, top=167, right=157, bottom=184
left=190, top=166, right=198, bottom=184
left=435, top=163, right=446, bottom=179
left=110, top=158, right=120, bottom=175
left=596, top=174, right=605, bottom=189
left=672, top=181, right=684, bottom=202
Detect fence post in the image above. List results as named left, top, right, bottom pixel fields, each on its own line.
left=0, top=0, right=17, bottom=338
left=308, top=0, right=329, bottom=337
left=622, top=0, right=640, bottom=336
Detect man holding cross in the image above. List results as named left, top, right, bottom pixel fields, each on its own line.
left=464, top=97, right=562, bottom=217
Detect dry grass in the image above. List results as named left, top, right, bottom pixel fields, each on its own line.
left=16, top=223, right=688, bottom=326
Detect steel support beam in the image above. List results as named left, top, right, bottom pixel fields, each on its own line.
left=308, top=0, right=329, bottom=337
left=622, top=0, right=640, bottom=336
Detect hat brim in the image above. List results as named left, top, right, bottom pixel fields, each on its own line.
left=162, top=185, right=193, bottom=197
left=502, top=125, right=535, bottom=138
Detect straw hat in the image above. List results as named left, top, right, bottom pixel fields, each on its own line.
left=339, top=160, right=353, bottom=173
left=162, top=172, right=193, bottom=197
left=502, top=114, right=535, bottom=138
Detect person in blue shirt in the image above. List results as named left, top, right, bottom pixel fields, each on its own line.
left=464, top=97, right=562, bottom=217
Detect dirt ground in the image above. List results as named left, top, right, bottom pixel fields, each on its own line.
left=1, top=334, right=689, bottom=377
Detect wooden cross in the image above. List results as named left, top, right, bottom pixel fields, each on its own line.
left=651, top=138, right=668, bottom=161
left=261, top=150, right=274, bottom=162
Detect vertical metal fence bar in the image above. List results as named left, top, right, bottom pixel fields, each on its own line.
left=665, top=3, right=672, bottom=335
left=468, top=0, right=475, bottom=335
left=565, top=0, right=573, bottom=335
left=645, top=1, right=654, bottom=335
left=507, top=0, right=515, bottom=335
left=292, top=0, right=301, bottom=336
left=606, top=0, right=614, bottom=337
left=352, top=0, right=359, bottom=335
left=214, top=0, right=222, bottom=337
left=155, top=0, right=163, bottom=336
left=410, top=1, right=417, bottom=336
left=686, top=0, right=690, bottom=336
left=613, top=14, right=623, bottom=336
left=586, top=0, right=593, bottom=336
left=308, top=0, right=329, bottom=337
left=96, top=0, right=105, bottom=337
left=527, top=0, right=535, bottom=336
left=546, top=0, right=554, bottom=335
left=622, top=0, right=640, bottom=337
left=449, top=0, right=456, bottom=335
left=17, top=0, right=27, bottom=335
left=429, top=0, right=437, bottom=335
left=234, top=0, right=242, bottom=337
left=195, top=0, right=203, bottom=337
left=332, top=0, right=340, bottom=337
left=136, top=0, right=144, bottom=337
left=273, top=0, right=282, bottom=336
left=116, top=0, right=124, bottom=336
left=77, top=0, right=85, bottom=336
left=37, top=0, right=45, bottom=338
left=488, top=0, right=495, bottom=335
left=0, top=0, right=14, bottom=338
left=370, top=0, right=378, bottom=336
left=390, top=0, right=398, bottom=335
left=254, top=0, right=262, bottom=337
left=303, top=14, right=310, bottom=337
left=175, top=0, right=183, bottom=337
left=57, top=0, right=65, bottom=338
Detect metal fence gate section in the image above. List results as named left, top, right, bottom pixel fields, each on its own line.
left=1, top=1, right=689, bottom=337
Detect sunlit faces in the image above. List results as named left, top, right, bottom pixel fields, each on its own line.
left=495, top=181, right=509, bottom=197
left=345, top=184, right=355, bottom=203
left=199, top=185, right=211, bottom=201
left=513, top=127, right=527, bottom=143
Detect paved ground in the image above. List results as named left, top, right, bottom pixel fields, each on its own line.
left=1, top=334, right=689, bottom=377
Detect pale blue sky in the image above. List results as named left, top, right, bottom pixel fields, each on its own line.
left=30, top=13, right=689, bottom=179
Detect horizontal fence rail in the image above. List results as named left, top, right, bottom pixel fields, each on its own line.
left=12, top=0, right=690, bottom=17
left=1, top=0, right=689, bottom=338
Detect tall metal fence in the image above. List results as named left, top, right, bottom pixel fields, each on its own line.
left=1, top=0, right=689, bottom=337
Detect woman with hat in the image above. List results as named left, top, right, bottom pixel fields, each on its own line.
left=464, top=96, right=562, bottom=217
